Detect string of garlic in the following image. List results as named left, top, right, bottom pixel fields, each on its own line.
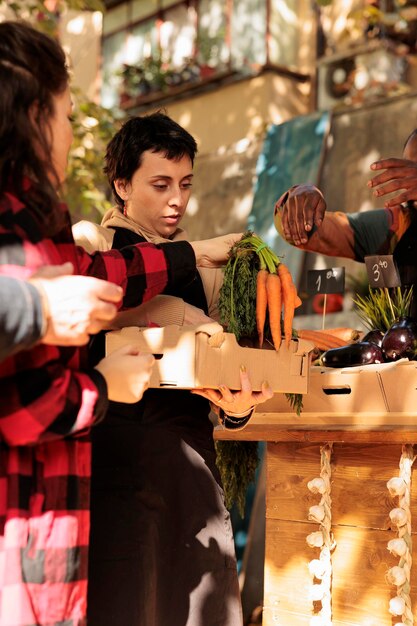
left=306, top=443, right=335, bottom=626
left=386, top=444, right=416, bottom=626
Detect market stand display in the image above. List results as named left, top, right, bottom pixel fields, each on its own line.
left=215, top=359, right=417, bottom=626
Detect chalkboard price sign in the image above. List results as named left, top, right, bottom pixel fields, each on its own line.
left=364, top=255, right=401, bottom=288
left=307, top=267, right=345, bottom=295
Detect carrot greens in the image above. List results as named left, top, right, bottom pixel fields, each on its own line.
left=215, top=231, right=303, bottom=516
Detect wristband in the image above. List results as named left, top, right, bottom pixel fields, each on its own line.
left=223, top=406, right=255, bottom=418
left=218, top=407, right=254, bottom=431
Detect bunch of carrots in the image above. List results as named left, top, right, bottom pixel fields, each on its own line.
left=256, top=255, right=302, bottom=350
left=218, top=232, right=302, bottom=351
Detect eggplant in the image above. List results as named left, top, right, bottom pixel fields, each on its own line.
left=321, top=342, right=385, bottom=368
left=382, top=316, right=417, bottom=361
left=362, top=329, right=384, bottom=348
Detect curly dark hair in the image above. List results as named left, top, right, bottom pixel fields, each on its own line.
left=104, top=112, right=198, bottom=209
left=0, top=21, right=70, bottom=235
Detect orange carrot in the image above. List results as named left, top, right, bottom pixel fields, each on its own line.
left=256, top=268, right=268, bottom=348
left=277, top=263, right=296, bottom=348
left=293, top=284, right=302, bottom=309
left=297, top=329, right=348, bottom=350
left=266, top=272, right=282, bottom=350
left=314, top=327, right=361, bottom=342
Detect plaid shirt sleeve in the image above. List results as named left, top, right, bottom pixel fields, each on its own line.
left=0, top=247, right=197, bottom=448
left=75, top=239, right=197, bottom=308
left=0, top=192, right=198, bottom=447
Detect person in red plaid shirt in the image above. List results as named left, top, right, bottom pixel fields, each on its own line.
left=0, top=21, right=240, bottom=626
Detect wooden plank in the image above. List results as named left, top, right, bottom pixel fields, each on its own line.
left=265, top=443, right=417, bottom=529
left=263, top=519, right=313, bottom=620
left=263, top=520, right=417, bottom=626
left=214, top=424, right=417, bottom=443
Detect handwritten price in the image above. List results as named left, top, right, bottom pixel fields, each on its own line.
left=364, top=255, right=400, bottom=288
left=307, top=268, right=345, bottom=295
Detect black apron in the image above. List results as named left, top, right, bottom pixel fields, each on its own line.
left=87, top=228, right=242, bottom=626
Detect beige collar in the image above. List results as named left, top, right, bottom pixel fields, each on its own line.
left=101, top=207, right=187, bottom=244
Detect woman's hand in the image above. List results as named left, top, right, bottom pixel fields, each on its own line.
left=190, top=233, right=242, bottom=268
left=31, top=262, right=122, bottom=345
left=95, top=345, right=155, bottom=403
left=368, top=157, right=417, bottom=208
left=191, top=365, right=273, bottom=417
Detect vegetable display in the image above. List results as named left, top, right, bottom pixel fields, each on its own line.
left=381, top=316, right=417, bottom=361
left=215, top=231, right=302, bottom=516
left=320, top=342, right=384, bottom=368
left=318, top=286, right=417, bottom=367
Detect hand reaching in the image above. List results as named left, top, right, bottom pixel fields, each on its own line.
left=368, top=157, right=417, bottom=209
left=191, top=365, right=273, bottom=418
left=275, top=184, right=326, bottom=246
left=30, top=262, right=123, bottom=346
left=95, top=345, right=155, bottom=403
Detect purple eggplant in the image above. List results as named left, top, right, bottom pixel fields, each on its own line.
left=362, top=329, right=384, bottom=348
left=321, top=342, right=385, bottom=368
left=382, top=316, right=417, bottom=361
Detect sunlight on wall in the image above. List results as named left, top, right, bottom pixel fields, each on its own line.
left=186, top=196, right=199, bottom=217
left=231, top=192, right=253, bottom=221
left=67, top=11, right=102, bottom=36
left=62, top=11, right=102, bottom=102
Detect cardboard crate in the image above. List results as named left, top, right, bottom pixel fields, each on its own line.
left=105, top=324, right=314, bottom=393
left=245, top=358, right=417, bottom=431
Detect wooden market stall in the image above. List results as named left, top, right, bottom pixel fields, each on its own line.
left=216, top=361, right=417, bottom=626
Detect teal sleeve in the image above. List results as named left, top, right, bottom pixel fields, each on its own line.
left=347, top=209, right=391, bottom=262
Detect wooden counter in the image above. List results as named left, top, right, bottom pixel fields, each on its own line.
left=215, top=399, right=417, bottom=625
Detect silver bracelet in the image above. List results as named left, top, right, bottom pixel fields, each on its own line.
left=223, top=406, right=255, bottom=418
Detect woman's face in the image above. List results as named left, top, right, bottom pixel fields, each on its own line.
left=115, top=150, right=193, bottom=238
left=49, top=86, right=74, bottom=184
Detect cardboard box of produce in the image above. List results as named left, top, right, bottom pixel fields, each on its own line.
left=105, top=324, right=314, bottom=394
left=246, top=358, right=417, bottom=429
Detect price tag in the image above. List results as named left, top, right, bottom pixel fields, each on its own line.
left=364, top=255, right=401, bottom=288
left=307, top=267, right=345, bottom=295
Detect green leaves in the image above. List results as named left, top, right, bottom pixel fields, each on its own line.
left=215, top=440, right=259, bottom=517
left=217, top=231, right=281, bottom=516
left=218, top=230, right=279, bottom=341
left=219, top=249, right=258, bottom=339
left=63, top=88, right=121, bottom=223
left=353, top=286, right=414, bottom=332
left=285, top=392, right=303, bottom=416
left=0, top=0, right=105, bottom=38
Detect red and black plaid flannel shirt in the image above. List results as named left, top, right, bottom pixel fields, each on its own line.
left=0, top=190, right=196, bottom=626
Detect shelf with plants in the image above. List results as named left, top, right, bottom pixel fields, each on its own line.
left=117, top=56, right=233, bottom=108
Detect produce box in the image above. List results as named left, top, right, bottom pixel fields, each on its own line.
left=245, top=358, right=417, bottom=430
left=105, top=324, right=314, bottom=393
